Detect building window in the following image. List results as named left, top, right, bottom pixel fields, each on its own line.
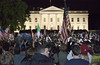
left=35, top=26, right=37, bottom=29
left=72, top=26, right=74, bottom=30
left=83, top=18, right=85, bottom=22
left=77, top=26, right=79, bottom=30
left=50, top=18, right=53, bottom=22
left=35, top=18, right=37, bottom=22
left=29, top=26, right=31, bottom=29
left=57, top=18, right=59, bottom=22
left=77, top=18, right=79, bottom=22
left=83, top=25, right=85, bottom=29
left=44, top=18, right=46, bottom=22
left=51, top=27, right=53, bottom=30
left=71, top=18, right=74, bottom=22
left=57, top=25, right=59, bottom=30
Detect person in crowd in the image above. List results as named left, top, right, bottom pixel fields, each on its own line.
left=80, top=41, right=92, bottom=63
left=67, top=41, right=92, bottom=63
left=14, top=45, right=25, bottom=65
left=31, top=45, right=54, bottom=65
left=20, top=47, right=36, bottom=65
left=89, top=62, right=100, bottom=65
left=91, top=43, right=100, bottom=63
left=0, top=42, right=13, bottom=65
left=15, top=33, right=22, bottom=46
left=0, top=46, right=2, bottom=55
left=0, top=46, right=3, bottom=65
left=0, top=29, right=100, bottom=65
left=80, top=53, right=89, bottom=62
left=64, top=45, right=89, bottom=65
left=67, top=42, right=76, bottom=60
left=53, top=43, right=68, bottom=65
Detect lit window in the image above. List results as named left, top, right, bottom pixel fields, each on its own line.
left=29, top=26, right=31, bottom=29
left=71, top=18, right=74, bottom=22
left=57, top=18, right=59, bottom=22
left=51, top=27, right=53, bottom=30
left=35, top=18, right=37, bottom=22
left=44, top=18, right=46, bottom=22
left=57, top=25, right=59, bottom=30
left=35, top=26, right=37, bottom=29
left=77, top=26, right=79, bottom=30
left=83, top=25, right=85, bottom=29
left=50, top=18, right=53, bottom=22
left=83, top=18, right=85, bottom=22
left=72, top=26, right=74, bottom=30
left=77, top=18, right=79, bottom=22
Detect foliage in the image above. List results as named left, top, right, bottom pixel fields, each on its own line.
left=0, top=0, right=30, bottom=32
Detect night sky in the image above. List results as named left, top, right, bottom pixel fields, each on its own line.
left=23, top=0, right=100, bottom=30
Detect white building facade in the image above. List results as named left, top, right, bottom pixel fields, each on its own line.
left=24, top=6, right=89, bottom=31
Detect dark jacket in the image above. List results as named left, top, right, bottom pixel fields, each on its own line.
left=14, top=52, right=25, bottom=65
left=20, top=55, right=32, bottom=65
left=31, top=53, right=54, bottom=65
left=64, top=58, right=89, bottom=65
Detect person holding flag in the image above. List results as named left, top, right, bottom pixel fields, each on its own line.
left=31, top=29, right=35, bottom=48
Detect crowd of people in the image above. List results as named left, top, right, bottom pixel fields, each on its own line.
left=0, top=30, right=100, bottom=65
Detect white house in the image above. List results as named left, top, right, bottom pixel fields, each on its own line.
left=24, top=6, right=89, bottom=31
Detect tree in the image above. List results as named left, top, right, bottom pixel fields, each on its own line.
left=0, top=0, right=30, bottom=32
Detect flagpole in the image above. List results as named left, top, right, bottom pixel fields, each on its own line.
left=64, top=0, right=72, bottom=34
left=50, top=0, right=51, bottom=6
left=64, top=0, right=66, bottom=2
left=64, top=0, right=67, bottom=10
left=64, top=0, right=67, bottom=4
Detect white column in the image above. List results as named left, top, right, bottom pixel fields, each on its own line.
left=55, top=14, right=57, bottom=30
left=40, top=14, right=42, bottom=29
left=48, top=14, right=50, bottom=30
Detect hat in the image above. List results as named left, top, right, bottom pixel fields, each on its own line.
left=81, top=44, right=88, bottom=54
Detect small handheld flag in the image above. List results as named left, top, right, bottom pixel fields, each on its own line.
left=37, top=24, right=40, bottom=38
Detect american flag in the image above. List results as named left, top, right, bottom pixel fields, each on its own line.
left=61, top=1, right=71, bottom=44
left=67, top=16, right=71, bottom=32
